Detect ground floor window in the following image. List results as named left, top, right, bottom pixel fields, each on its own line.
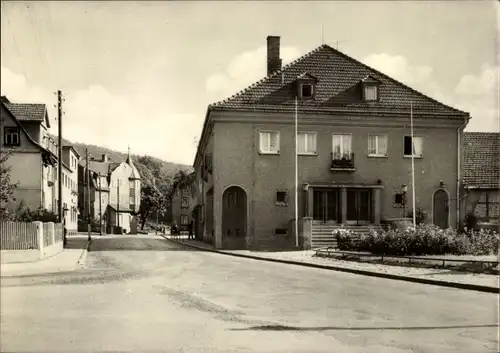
left=181, top=215, right=189, bottom=225
left=476, top=191, right=500, bottom=222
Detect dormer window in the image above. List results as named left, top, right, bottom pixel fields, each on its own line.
left=364, top=85, right=378, bottom=101
left=360, top=75, right=381, bottom=102
left=301, top=84, right=314, bottom=99
left=296, top=72, right=318, bottom=100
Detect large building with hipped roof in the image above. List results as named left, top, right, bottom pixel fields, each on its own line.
left=193, top=35, right=471, bottom=250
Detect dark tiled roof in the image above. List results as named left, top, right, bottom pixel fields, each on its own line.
left=88, top=160, right=111, bottom=176
left=62, top=145, right=81, bottom=158
left=463, top=132, right=499, bottom=188
left=4, top=103, right=49, bottom=127
left=107, top=204, right=132, bottom=213
left=209, top=45, right=468, bottom=117
left=126, top=155, right=141, bottom=179
left=1, top=101, right=57, bottom=165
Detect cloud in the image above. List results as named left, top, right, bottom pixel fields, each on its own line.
left=207, top=49, right=498, bottom=132
left=362, top=53, right=445, bottom=102
left=1, top=66, right=198, bottom=165
left=205, top=45, right=302, bottom=98
left=454, top=64, right=499, bottom=132
left=363, top=54, right=498, bottom=132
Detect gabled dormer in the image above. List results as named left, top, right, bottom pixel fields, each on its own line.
left=360, top=75, right=382, bottom=102
left=296, top=72, right=318, bottom=100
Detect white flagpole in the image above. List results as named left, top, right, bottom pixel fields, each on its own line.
left=295, top=96, right=299, bottom=247
left=411, top=102, right=416, bottom=227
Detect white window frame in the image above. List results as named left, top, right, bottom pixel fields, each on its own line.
left=368, top=134, right=388, bottom=157
left=181, top=197, right=189, bottom=208
left=4, top=127, right=20, bottom=146
left=297, top=131, right=317, bottom=155
left=364, top=85, right=378, bottom=101
left=259, top=130, right=280, bottom=154
left=180, top=215, right=189, bottom=225
left=332, top=133, right=352, bottom=159
left=403, top=135, right=423, bottom=158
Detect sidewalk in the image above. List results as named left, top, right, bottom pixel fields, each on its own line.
left=1, top=241, right=90, bottom=278
left=165, top=236, right=499, bottom=293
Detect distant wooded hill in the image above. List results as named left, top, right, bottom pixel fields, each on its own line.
left=50, top=134, right=191, bottom=174
left=49, top=135, right=193, bottom=225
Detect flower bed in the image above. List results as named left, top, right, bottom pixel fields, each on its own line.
left=335, top=224, right=499, bottom=256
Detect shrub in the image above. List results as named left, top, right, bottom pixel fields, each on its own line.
left=16, top=206, right=58, bottom=223
left=336, top=224, right=499, bottom=256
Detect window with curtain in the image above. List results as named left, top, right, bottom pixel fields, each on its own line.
left=368, top=135, right=388, bottom=156
left=297, top=132, right=317, bottom=154
left=259, top=131, right=280, bottom=154
left=332, top=134, right=352, bottom=159
left=403, top=136, right=423, bottom=157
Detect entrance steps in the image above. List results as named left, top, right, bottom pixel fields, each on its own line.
left=311, top=222, right=381, bottom=249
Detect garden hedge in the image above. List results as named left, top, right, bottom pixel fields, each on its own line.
left=335, top=224, right=499, bottom=256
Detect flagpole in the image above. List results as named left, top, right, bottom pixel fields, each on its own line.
left=411, top=102, right=416, bottom=227
left=295, top=96, right=299, bottom=247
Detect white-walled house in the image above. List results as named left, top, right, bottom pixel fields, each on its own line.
left=1, top=96, right=79, bottom=230
left=79, top=153, right=141, bottom=234
left=57, top=146, right=80, bottom=234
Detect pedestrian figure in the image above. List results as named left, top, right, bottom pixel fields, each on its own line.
left=63, top=215, right=67, bottom=247
left=188, top=220, right=194, bottom=240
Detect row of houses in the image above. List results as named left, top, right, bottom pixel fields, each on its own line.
left=170, top=35, right=499, bottom=250
left=0, top=96, right=142, bottom=234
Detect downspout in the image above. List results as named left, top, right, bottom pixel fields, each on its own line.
left=41, top=156, right=44, bottom=209
left=456, top=116, right=469, bottom=229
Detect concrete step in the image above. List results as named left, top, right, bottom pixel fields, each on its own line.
left=311, top=241, right=338, bottom=249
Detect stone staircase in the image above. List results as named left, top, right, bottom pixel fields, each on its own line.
left=311, top=221, right=381, bottom=249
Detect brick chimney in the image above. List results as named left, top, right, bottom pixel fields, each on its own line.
left=101, top=154, right=108, bottom=162
left=267, top=36, right=282, bottom=76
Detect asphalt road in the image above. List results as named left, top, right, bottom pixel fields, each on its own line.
left=1, top=235, right=498, bottom=353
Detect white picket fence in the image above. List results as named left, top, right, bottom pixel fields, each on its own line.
left=1, top=221, right=64, bottom=250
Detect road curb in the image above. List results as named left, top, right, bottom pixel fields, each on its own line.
left=164, top=237, right=499, bottom=294
left=77, top=240, right=92, bottom=266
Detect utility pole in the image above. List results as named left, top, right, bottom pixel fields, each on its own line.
left=57, top=90, right=63, bottom=223
left=98, top=172, right=102, bottom=236
left=86, top=148, right=91, bottom=242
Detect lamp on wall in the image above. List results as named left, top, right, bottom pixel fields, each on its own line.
left=440, top=180, right=445, bottom=188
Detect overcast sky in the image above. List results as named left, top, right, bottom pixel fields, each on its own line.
left=1, top=1, right=498, bottom=165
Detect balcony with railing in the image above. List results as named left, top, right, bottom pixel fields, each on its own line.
left=330, top=152, right=355, bottom=171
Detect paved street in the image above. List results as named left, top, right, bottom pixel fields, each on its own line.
left=1, top=235, right=498, bottom=353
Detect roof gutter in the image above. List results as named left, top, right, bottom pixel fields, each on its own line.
left=457, top=115, right=470, bottom=229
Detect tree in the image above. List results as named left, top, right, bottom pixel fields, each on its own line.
left=138, top=184, right=165, bottom=230
left=134, top=154, right=193, bottom=227
left=0, top=150, right=18, bottom=221
left=170, top=170, right=196, bottom=198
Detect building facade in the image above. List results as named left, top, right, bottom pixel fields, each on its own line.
left=169, top=172, right=197, bottom=233
left=1, top=98, right=81, bottom=230
left=194, top=36, right=470, bottom=250
left=59, top=146, right=80, bottom=234
left=78, top=153, right=141, bottom=234
left=461, top=132, right=499, bottom=231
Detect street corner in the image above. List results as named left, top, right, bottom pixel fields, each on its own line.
left=76, top=246, right=90, bottom=267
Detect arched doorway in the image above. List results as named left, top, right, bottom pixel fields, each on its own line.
left=222, top=186, right=247, bottom=249
left=433, top=189, right=449, bottom=229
